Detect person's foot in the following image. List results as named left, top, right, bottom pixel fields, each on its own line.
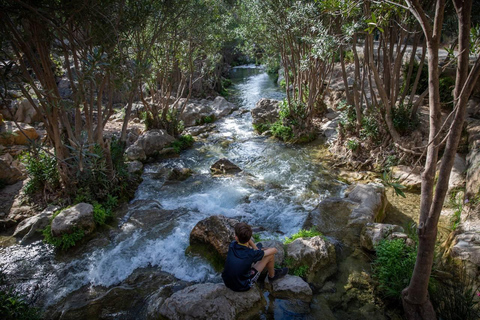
left=268, top=267, right=288, bottom=282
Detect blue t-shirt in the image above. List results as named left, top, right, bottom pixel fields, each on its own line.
left=222, top=241, right=265, bottom=291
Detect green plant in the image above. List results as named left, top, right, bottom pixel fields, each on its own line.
left=346, top=139, right=359, bottom=151
left=195, top=115, right=215, bottom=125
left=448, top=189, right=464, bottom=231
left=252, top=234, right=261, bottom=242
left=381, top=171, right=407, bottom=198
left=21, top=150, right=60, bottom=195
left=284, top=228, right=323, bottom=245
left=252, top=123, right=270, bottom=134
left=402, top=61, right=428, bottom=95
left=385, top=155, right=398, bottom=168
left=42, top=224, right=85, bottom=251
left=392, top=103, right=419, bottom=135
left=372, top=239, right=417, bottom=299
left=169, top=135, right=194, bottom=154
left=360, top=114, right=380, bottom=140
left=270, top=120, right=293, bottom=142
left=92, top=202, right=111, bottom=226
left=0, top=277, right=41, bottom=320
left=293, top=265, right=308, bottom=277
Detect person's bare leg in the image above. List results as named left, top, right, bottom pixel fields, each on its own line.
left=253, top=254, right=275, bottom=277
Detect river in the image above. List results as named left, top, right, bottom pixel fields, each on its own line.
left=1, top=65, right=360, bottom=318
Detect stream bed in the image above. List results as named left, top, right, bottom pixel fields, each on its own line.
left=1, top=65, right=424, bottom=319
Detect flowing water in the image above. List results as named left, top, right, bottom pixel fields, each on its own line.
left=1, top=66, right=348, bottom=314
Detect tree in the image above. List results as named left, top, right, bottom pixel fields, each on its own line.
left=399, top=0, right=480, bottom=318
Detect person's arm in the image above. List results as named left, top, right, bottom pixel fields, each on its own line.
left=263, top=247, right=277, bottom=257
left=248, top=239, right=258, bottom=250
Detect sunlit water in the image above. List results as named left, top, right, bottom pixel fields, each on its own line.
left=0, top=65, right=346, bottom=309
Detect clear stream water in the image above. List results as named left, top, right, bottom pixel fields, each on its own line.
left=1, top=66, right=347, bottom=311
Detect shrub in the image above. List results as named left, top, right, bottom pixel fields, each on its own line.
left=252, top=123, right=270, bottom=134
left=21, top=150, right=60, bottom=195
left=347, top=139, right=359, bottom=151
left=195, top=115, right=215, bottom=125
left=0, top=273, right=41, bottom=320
left=270, top=121, right=293, bottom=141
left=284, top=228, right=323, bottom=245
left=372, top=239, right=417, bottom=299
left=360, top=114, right=380, bottom=140
left=42, top=224, right=85, bottom=251
left=170, top=135, right=194, bottom=154
left=392, top=103, right=419, bottom=135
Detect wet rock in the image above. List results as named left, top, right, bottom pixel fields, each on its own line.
left=167, top=168, right=193, bottom=181
left=13, top=98, right=42, bottom=124
left=391, top=165, right=422, bottom=192
left=321, top=119, right=339, bottom=144
left=285, top=236, right=337, bottom=286
left=13, top=205, right=59, bottom=241
left=51, top=203, right=95, bottom=237
left=159, top=283, right=265, bottom=320
left=190, top=215, right=238, bottom=259
left=48, top=267, right=179, bottom=320
left=265, top=275, right=313, bottom=302
left=210, top=158, right=242, bottom=175
left=211, top=96, right=238, bottom=119
left=360, top=223, right=404, bottom=251
left=262, top=239, right=285, bottom=266
left=183, top=123, right=216, bottom=136
left=251, top=98, right=280, bottom=126
left=126, top=160, right=144, bottom=175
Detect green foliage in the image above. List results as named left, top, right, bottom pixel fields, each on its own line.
left=252, top=123, right=270, bottom=134
left=448, top=189, right=464, bottom=231
left=293, top=265, right=308, bottom=277
left=21, top=150, right=60, bottom=195
left=284, top=257, right=309, bottom=277
left=42, top=224, right=85, bottom=251
left=92, top=202, right=111, bottom=226
left=270, top=120, right=293, bottom=142
left=346, top=139, right=359, bottom=151
left=252, top=234, right=261, bottom=242
left=284, top=228, right=323, bottom=245
left=373, top=239, right=417, bottom=299
left=430, top=266, right=480, bottom=320
left=195, top=115, right=215, bottom=125
left=169, top=135, right=194, bottom=154
left=0, top=272, right=40, bottom=320
left=392, top=103, right=419, bottom=135
left=384, top=155, right=398, bottom=169
left=381, top=170, right=406, bottom=198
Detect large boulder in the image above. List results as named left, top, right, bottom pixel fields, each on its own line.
left=210, top=96, right=238, bottom=119
left=13, top=98, right=42, bottom=124
left=440, top=153, right=466, bottom=194
left=449, top=231, right=480, bottom=266
left=190, top=215, right=239, bottom=259
left=360, top=223, right=404, bottom=251
left=251, top=99, right=280, bottom=126
left=136, top=129, right=176, bottom=157
left=0, top=121, right=39, bottom=145
left=285, top=236, right=337, bottom=285
left=159, top=283, right=265, bottom=320
left=13, top=205, right=59, bottom=242
left=51, top=203, right=95, bottom=237
left=303, top=183, right=388, bottom=244
left=181, top=100, right=213, bottom=127
left=210, top=158, right=242, bottom=175
left=265, top=274, right=313, bottom=302
left=262, top=239, right=285, bottom=266
left=125, top=144, right=146, bottom=161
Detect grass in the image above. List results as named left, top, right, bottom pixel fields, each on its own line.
left=284, top=228, right=324, bottom=245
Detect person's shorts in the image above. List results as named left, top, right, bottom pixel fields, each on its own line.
left=248, top=267, right=260, bottom=287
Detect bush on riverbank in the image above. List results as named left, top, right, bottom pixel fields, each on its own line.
left=0, top=272, right=40, bottom=320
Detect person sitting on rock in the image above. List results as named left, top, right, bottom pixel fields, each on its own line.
left=222, top=222, right=288, bottom=292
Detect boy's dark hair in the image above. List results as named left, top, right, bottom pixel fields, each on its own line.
left=235, top=222, right=252, bottom=244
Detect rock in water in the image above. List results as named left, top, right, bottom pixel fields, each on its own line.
left=251, top=98, right=280, bottom=126
left=159, top=283, right=265, bottom=320
left=189, top=215, right=239, bottom=259
left=51, top=203, right=95, bottom=237
left=210, top=158, right=242, bottom=174
left=265, top=274, right=313, bottom=302
left=285, top=236, right=337, bottom=286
